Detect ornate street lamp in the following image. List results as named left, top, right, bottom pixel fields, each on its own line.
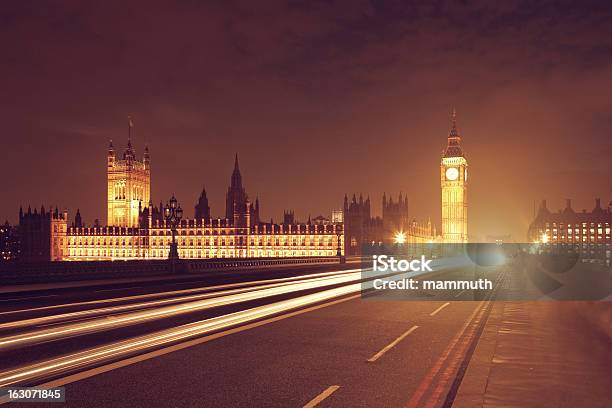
left=164, top=195, right=183, bottom=261
left=335, top=223, right=343, bottom=259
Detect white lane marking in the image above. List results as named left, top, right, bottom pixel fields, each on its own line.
left=303, top=385, right=341, bottom=408
left=367, top=325, right=419, bottom=363
left=454, top=289, right=467, bottom=298
left=429, top=302, right=450, bottom=316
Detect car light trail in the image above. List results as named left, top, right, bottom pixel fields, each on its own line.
left=0, top=271, right=364, bottom=350
left=0, top=269, right=361, bottom=330
left=0, top=268, right=360, bottom=318
left=0, top=283, right=362, bottom=388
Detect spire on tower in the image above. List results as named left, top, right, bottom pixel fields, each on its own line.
left=449, top=107, right=458, bottom=137
left=143, top=144, right=150, bottom=169
left=195, top=185, right=211, bottom=222
left=231, top=153, right=242, bottom=188
left=443, top=107, right=464, bottom=157
left=123, top=116, right=135, bottom=160
left=74, top=209, right=82, bottom=228
left=128, top=116, right=134, bottom=146
left=108, top=140, right=115, bottom=159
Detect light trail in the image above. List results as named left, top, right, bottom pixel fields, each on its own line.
left=0, top=271, right=365, bottom=350
left=0, top=269, right=361, bottom=331
left=0, top=263, right=468, bottom=389
left=0, top=268, right=360, bottom=317
left=0, top=282, right=363, bottom=387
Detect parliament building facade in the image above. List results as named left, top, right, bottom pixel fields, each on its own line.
left=25, top=137, right=342, bottom=262
left=20, top=111, right=470, bottom=262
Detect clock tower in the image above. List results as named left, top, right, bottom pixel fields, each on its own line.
left=441, top=109, right=468, bottom=243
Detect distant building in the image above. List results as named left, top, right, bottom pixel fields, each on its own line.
left=331, top=210, right=343, bottom=224
left=528, top=199, right=611, bottom=265
left=343, top=110, right=468, bottom=254
left=283, top=210, right=295, bottom=225
left=311, top=215, right=330, bottom=225
left=343, top=193, right=436, bottom=255
left=0, top=221, right=19, bottom=261
left=21, top=138, right=342, bottom=261
left=18, top=206, right=70, bottom=262
left=343, top=194, right=380, bottom=254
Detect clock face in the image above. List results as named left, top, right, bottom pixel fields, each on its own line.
left=445, top=167, right=459, bottom=181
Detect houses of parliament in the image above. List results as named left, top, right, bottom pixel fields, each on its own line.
left=17, top=112, right=470, bottom=261
left=23, top=142, right=341, bottom=261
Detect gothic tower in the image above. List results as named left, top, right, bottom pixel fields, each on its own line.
left=382, top=192, right=408, bottom=234
left=441, top=109, right=468, bottom=243
left=195, top=187, right=211, bottom=223
left=107, top=118, right=151, bottom=227
left=226, top=154, right=248, bottom=222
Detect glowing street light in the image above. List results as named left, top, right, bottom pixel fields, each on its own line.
left=394, top=231, right=407, bottom=245
left=541, top=232, right=549, bottom=244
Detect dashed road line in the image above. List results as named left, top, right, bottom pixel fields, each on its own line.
left=303, top=385, right=340, bottom=408
left=430, top=302, right=450, bottom=316
left=367, top=325, right=419, bottom=362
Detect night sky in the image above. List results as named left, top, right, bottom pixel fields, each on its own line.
left=1, top=1, right=611, bottom=241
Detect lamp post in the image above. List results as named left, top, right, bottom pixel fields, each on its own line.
left=164, top=195, right=183, bottom=267
left=335, top=223, right=344, bottom=263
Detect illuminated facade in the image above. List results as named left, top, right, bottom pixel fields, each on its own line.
left=441, top=109, right=468, bottom=243
left=40, top=145, right=342, bottom=261
left=0, top=220, right=19, bottom=261
left=51, top=218, right=341, bottom=261
left=528, top=199, right=611, bottom=265
left=107, top=124, right=151, bottom=228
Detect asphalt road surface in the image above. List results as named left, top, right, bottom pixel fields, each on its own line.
left=0, top=262, right=608, bottom=407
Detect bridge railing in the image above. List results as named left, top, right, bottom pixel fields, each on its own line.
left=0, top=256, right=342, bottom=285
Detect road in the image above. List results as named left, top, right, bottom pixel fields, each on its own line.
left=0, top=261, right=609, bottom=407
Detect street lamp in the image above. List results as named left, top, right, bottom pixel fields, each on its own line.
left=394, top=231, right=407, bottom=245
left=335, top=223, right=343, bottom=257
left=164, top=195, right=183, bottom=261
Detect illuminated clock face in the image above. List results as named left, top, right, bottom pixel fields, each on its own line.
left=445, top=167, right=459, bottom=181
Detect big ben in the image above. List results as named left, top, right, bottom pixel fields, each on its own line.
left=441, top=109, right=468, bottom=243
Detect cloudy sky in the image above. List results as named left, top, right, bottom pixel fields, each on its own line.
left=1, top=0, right=611, bottom=240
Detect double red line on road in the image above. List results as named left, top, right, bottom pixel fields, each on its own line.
left=406, top=273, right=505, bottom=408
